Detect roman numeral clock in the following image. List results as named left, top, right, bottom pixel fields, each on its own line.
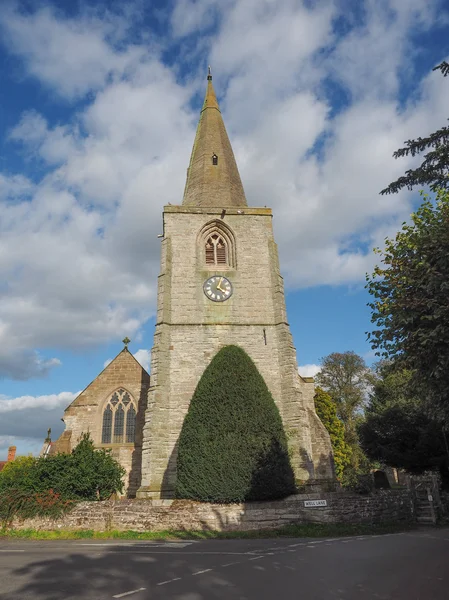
left=203, top=276, right=233, bottom=302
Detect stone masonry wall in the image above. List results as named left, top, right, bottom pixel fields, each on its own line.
left=13, top=492, right=413, bottom=532
left=138, top=207, right=334, bottom=498
left=55, top=349, right=151, bottom=496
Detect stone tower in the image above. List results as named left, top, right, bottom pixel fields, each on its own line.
left=137, top=72, right=334, bottom=499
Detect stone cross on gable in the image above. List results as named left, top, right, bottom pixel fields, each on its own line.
left=122, top=337, right=131, bottom=349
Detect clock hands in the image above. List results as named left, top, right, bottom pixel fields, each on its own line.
left=204, top=276, right=232, bottom=302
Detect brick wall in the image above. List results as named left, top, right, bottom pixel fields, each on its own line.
left=13, top=491, right=413, bottom=532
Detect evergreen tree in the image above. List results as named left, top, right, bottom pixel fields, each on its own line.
left=381, top=62, right=449, bottom=195
left=314, top=387, right=351, bottom=481
left=175, top=345, right=296, bottom=503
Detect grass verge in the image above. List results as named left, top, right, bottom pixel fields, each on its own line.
left=0, top=522, right=414, bottom=541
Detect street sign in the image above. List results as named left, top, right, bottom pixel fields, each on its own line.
left=304, top=499, right=327, bottom=507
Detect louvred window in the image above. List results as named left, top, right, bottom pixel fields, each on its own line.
left=205, top=234, right=228, bottom=266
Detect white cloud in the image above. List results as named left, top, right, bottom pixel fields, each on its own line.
left=0, top=5, right=152, bottom=100
left=0, top=0, right=447, bottom=380
left=171, top=0, right=220, bottom=38
left=298, top=364, right=321, bottom=378
left=133, top=348, right=151, bottom=372
left=0, top=392, right=79, bottom=456
left=0, top=391, right=77, bottom=413
left=0, top=351, right=61, bottom=381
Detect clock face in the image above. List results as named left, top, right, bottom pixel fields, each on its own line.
left=203, top=276, right=233, bottom=302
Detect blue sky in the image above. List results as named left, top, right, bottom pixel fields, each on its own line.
left=1, top=0, right=448, bottom=459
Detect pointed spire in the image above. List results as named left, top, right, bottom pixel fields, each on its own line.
left=182, top=69, right=247, bottom=208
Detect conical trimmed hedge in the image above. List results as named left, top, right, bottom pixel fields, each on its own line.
left=175, top=345, right=296, bottom=503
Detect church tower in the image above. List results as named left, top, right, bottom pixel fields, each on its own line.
left=137, top=72, right=334, bottom=499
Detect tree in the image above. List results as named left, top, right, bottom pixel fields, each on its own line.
left=175, top=345, right=296, bottom=503
left=315, top=351, right=374, bottom=475
left=366, top=189, right=449, bottom=422
left=315, top=353, right=373, bottom=437
left=314, top=387, right=351, bottom=481
left=359, top=366, right=449, bottom=488
left=381, top=62, right=449, bottom=195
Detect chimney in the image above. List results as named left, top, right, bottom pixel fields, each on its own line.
left=7, top=446, right=16, bottom=462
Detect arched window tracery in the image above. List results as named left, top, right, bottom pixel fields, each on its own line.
left=101, top=389, right=137, bottom=445
left=205, top=233, right=228, bottom=266
left=199, top=221, right=236, bottom=269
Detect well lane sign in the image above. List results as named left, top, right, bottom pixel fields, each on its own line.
left=304, top=499, right=327, bottom=507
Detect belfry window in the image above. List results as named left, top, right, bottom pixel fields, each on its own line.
left=205, top=234, right=228, bottom=266
left=212, top=153, right=218, bottom=165
left=200, top=220, right=236, bottom=269
left=101, top=389, right=137, bottom=444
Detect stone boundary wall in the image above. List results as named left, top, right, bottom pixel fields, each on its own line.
left=13, top=491, right=413, bottom=532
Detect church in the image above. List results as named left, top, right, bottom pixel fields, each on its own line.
left=51, top=71, right=334, bottom=498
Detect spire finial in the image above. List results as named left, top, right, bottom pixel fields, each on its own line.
left=122, top=337, right=131, bottom=349
left=207, top=65, right=212, bottom=81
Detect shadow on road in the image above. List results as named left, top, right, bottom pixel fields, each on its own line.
left=3, top=544, right=248, bottom=600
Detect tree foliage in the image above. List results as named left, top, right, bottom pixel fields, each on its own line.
left=314, top=387, right=351, bottom=481
left=381, top=62, right=449, bottom=195
left=359, top=366, right=449, bottom=487
left=315, top=351, right=374, bottom=479
left=175, top=345, right=296, bottom=503
left=0, top=433, right=125, bottom=503
left=315, top=352, right=373, bottom=435
left=366, top=189, right=449, bottom=421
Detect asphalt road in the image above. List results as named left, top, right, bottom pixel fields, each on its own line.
left=0, top=528, right=448, bottom=599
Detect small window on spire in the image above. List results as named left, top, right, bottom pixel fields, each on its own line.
left=212, top=154, right=218, bottom=166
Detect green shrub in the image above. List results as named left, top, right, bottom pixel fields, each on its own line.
left=175, top=345, right=296, bottom=503
left=35, top=433, right=126, bottom=501
left=0, top=433, right=125, bottom=527
left=314, top=387, right=351, bottom=481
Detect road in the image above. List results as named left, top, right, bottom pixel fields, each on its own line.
left=0, top=528, right=448, bottom=599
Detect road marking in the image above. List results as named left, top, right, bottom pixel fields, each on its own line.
left=192, top=568, right=212, bottom=576
left=248, top=556, right=264, bottom=561
left=78, top=542, right=193, bottom=548
left=0, top=550, right=25, bottom=553
left=222, top=561, right=240, bottom=567
left=157, top=578, right=182, bottom=586
left=113, top=588, right=146, bottom=598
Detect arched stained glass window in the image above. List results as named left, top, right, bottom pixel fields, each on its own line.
left=126, top=405, right=136, bottom=443
left=114, top=405, right=125, bottom=443
left=101, top=389, right=137, bottom=446
left=102, top=405, right=113, bottom=444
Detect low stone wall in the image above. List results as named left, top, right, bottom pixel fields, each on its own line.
left=12, top=491, right=413, bottom=532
